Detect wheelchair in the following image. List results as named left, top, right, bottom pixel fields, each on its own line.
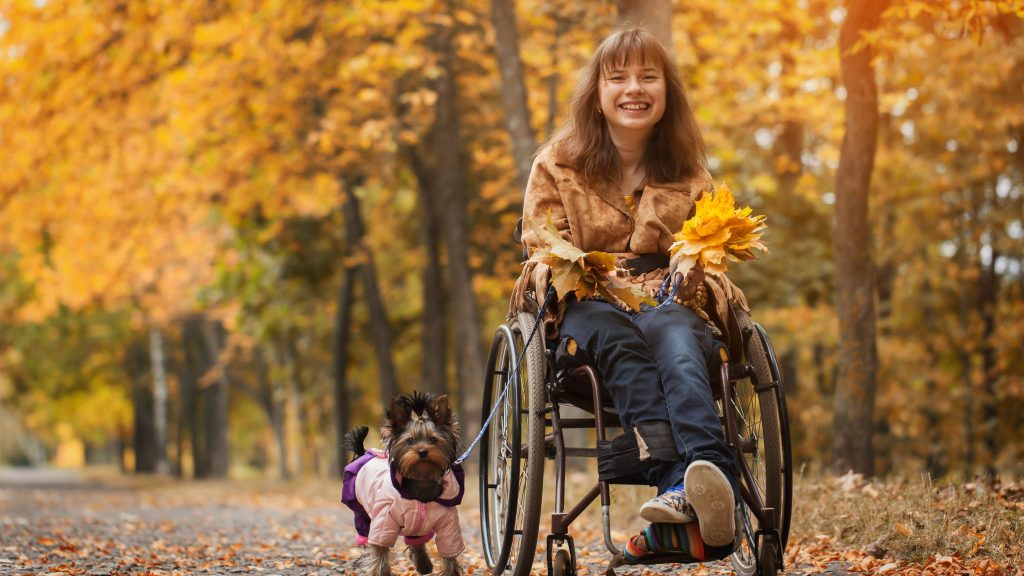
left=478, top=299, right=793, bottom=576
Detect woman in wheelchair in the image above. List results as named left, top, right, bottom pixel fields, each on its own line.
left=512, top=26, right=749, bottom=561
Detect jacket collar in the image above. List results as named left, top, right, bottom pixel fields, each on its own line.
left=389, top=462, right=465, bottom=507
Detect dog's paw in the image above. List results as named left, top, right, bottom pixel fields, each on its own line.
left=407, top=544, right=433, bottom=574
left=439, top=556, right=463, bottom=576
left=353, top=545, right=394, bottom=576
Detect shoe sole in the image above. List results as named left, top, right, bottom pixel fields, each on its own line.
left=639, top=502, right=694, bottom=524
left=684, top=461, right=735, bottom=547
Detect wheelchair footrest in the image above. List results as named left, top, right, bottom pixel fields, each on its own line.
left=609, top=542, right=735, bottom=568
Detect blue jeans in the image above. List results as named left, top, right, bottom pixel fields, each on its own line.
left=560, top=299, right=736, bottom=494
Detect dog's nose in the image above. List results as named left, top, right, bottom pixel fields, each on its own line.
left=417, top=449, right=429, bottom=458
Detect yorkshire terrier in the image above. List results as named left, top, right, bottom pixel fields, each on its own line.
left=341, top=392, right=465, bottom=576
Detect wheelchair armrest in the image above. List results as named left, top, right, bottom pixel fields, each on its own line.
left=514, top=217, right=528, bottom=260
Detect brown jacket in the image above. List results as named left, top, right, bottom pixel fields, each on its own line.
left=509, top=145, right=749, bottom=343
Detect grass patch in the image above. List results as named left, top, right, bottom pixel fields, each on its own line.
left=791, top=472, right=1024, bottom=568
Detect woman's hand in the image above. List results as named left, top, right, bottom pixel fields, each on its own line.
left=673, top=264, right=705, bottom=302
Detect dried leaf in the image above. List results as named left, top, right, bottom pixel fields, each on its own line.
left=528, top=213, right=585, bottom=264
left=526, top=215, right=651, bottom=311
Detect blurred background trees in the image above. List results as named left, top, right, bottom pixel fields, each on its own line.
left=0, top=0, right=1021, bottom=480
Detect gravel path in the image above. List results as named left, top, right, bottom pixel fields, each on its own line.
left=0, top=468, right=844, bottom=575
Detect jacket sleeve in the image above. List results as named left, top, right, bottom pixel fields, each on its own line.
left=433, top=508, right=466, bottom=558
left=520, top=150, right=571, bottom=254
left=366, top=505, right=401, bottom=549
left=509, top=151, right=564, bottom=323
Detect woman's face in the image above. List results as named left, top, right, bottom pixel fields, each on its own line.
left=598, top=61, right=666, bottom=138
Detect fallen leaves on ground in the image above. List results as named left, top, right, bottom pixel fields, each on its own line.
left=2, top=472, right=1022, bottom=575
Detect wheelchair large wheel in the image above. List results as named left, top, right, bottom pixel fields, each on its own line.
left=729, top=308, right=793, bottom=576
left=479, top=311, right=546, bottom=576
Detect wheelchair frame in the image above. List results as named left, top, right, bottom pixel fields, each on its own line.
left=478, top=305, right=792, bottom=576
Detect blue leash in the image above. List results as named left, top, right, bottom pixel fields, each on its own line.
left=455, top=287, right=555, bottom=465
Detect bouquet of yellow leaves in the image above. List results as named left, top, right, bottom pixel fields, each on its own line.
left=668, top=183, right=767, bottom=280
left=528, top=215, right=654, bottom=312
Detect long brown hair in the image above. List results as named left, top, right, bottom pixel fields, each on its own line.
left=550, top=26, right=707, bottom=186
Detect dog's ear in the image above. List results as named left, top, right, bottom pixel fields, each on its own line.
left=385, top=396, right=413, bottom=435
left=430, top=394, right=453, bottom=426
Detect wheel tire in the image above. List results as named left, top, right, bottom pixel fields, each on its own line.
left=758, top=540, right=777, bottom=576
left=478, top=313, right=546, bottom=576
left=551, top=548, right=575, bottom=576
left=729, top=307, right=792, bottom=575
left=751, top=323, right=793, bottom=549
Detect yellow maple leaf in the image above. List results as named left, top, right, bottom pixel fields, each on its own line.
left=527, top=214, right=653, bottom=311
left=669, top=183, right=767, bottom=278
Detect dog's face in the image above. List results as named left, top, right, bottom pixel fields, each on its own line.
left=382, top=393, right=461, bottom=482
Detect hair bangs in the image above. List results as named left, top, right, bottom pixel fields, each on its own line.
left=597, top=29, right=667, bottom=76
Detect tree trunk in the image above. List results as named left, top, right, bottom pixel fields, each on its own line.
left=546, top=15, right=568, bottom=139
left=200, top=320, right=230, bottom=478
left=172, top=331, right=190, bottom=477
left=436, top=2, right=486, bottom=434
left=182, top=315, right=209, bottom=478
left=283, top=333, right=306, bottom=476
left=489, top=0, right=536, bottom=188
left=149, top=327, right=169, bottom=474
left=333, top=228, right=358, bottom=476
left=341, top=181, right=400, bottom=407
left=830, top=0, right=889, bottom=476
left=617, top=0, right=673, bottom=53
left=128, top=338, right=157, bottom=473
left=255, top=346, right=289, bottom=480
left=408, top=152, right=448, bottom=396
left=775, top=7, right=804, bottom=201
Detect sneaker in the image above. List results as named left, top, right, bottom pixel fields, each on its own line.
left=640, top=484, right=695, bottom=524
left=684, top=460, right=736, bottom=547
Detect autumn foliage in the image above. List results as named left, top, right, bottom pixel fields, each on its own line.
left=0, top=0, right=1021, bottom=497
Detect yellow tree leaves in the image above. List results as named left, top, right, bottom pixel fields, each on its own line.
left=669, top=184, right=768, bottom=278
left=0, top=0, right=217, bottom=322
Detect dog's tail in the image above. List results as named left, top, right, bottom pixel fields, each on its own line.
left=343, top=426, right=369, bottom=461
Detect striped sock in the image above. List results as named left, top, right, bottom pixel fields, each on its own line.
left=623, top=523, right=707, bottom=562
left=624, top=530, right=652, bottom=561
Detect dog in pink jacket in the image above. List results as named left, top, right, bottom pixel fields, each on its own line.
left=342, top=393, right=465, bottom=576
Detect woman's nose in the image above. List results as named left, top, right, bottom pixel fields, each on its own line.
left=625, top=77, right=644, bottom=93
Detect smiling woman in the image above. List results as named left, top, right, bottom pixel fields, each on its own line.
left=510, top=26, right=749, bottom=560
left=546, top=26, right=708, bottom=195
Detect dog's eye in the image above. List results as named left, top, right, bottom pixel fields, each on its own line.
left=427, top=436, right=438, bottom=444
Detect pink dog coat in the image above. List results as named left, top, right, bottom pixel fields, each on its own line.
left=341, top=450, right=465, bottom=557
